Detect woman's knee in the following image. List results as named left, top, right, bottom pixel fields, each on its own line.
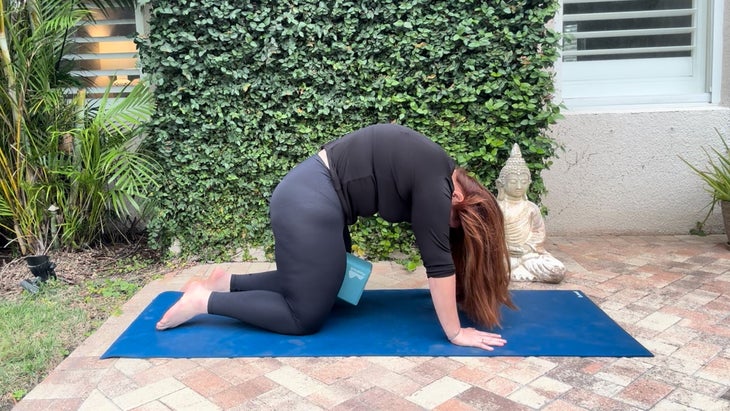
left=288, top=299, right=335, bottom=335
left=290, top=318, right=326, bottom=335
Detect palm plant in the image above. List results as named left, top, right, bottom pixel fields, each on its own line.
left=50, top=82, right=158, bottom=248
left=0, top=0, right=85, bottom=254
left=0, top=0, right=157, bottom=255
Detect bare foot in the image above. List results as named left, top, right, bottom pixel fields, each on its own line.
left=182, top=267, right=230, bottom=293
left=156, top=282, right=212, bottom=330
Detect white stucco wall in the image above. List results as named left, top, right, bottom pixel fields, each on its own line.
left=542, top=107, right=730, bottom=235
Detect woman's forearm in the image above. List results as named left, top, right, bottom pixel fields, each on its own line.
left=428, top=275, right=461, bottom=339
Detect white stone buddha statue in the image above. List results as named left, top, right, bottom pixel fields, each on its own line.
left=496, top=144, right=565, bottom=284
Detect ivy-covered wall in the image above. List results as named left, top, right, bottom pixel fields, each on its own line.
left=138, top=0, right=562, bottom=260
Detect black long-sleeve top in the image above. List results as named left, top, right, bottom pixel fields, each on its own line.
left=323, top=124, right=456, bottom=278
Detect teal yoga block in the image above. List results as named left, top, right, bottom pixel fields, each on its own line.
left=337, top=253, right=373, bottom=305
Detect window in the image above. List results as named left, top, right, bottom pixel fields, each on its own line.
left=560, top=0, right=721, bottom=107
left=63, top=4, right=145, bottom=98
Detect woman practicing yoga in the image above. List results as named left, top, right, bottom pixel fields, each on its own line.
left=157, top=123, right=515, bottom=350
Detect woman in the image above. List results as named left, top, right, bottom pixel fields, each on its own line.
left=157, top=124, right=515, bottom=350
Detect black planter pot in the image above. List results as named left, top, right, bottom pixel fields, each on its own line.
left=25, top=255, right=57, bottom=282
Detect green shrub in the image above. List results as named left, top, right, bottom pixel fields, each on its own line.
left=138, top=0, right=562, bottom=260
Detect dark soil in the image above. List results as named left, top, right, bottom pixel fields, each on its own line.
left=0, top=242, right=168, bottom=299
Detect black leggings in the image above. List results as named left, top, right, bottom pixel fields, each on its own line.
left=207, top=155, right=347, bottom=335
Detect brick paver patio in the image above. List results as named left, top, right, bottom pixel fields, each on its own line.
left=14, top=235, right=730, bottom=410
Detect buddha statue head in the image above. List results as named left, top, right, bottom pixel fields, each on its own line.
left=496, top=144, right=532, bottom=201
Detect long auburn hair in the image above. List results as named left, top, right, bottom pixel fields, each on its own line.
left=450, top=167, right=515, bottom=328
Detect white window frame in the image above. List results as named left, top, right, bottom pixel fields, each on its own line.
left=556, top=0, right=725, bottom=109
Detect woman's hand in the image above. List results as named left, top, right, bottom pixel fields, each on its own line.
left=427, top=277, right=506, bottom=351
left=449, top=327, right=506, bottom=351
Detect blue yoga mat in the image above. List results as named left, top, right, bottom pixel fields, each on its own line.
left=101, top=289, right=652, bottom=359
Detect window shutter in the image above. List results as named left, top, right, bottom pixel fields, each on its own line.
left=563, top=0, right=696, bottom=62
left=64, top=5, right=141, bottom=98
